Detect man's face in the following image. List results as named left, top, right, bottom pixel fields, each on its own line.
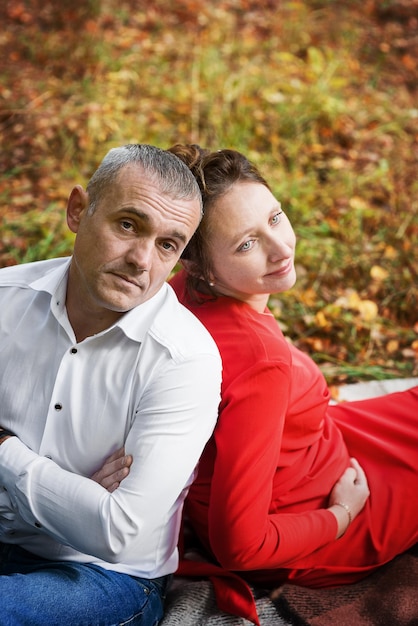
left=66, top=164, right=201, bottom=322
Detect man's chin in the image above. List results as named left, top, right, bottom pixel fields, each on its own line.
left=102, top=292, right=155, bottom=313
left=98, top=280, right=165, bottom=312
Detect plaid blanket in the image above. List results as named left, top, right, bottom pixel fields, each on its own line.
left=162, top=545, right=418, bottom=625
left=161, top=577, right=289, bottom=625
left=272, top=544, right=418, bottom=626
left=161, top=378, right=418, bottom=626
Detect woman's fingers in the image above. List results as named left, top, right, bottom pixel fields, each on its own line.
left=330, top=457, right=370, bottom=522
left=91, top=447, right=133, bottom=491
left=349, top=457, right=370, bottom=491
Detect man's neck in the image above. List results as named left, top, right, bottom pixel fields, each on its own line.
left=67, top=308, right=122, bottom=343
left=65, top=277, right=123, bottom=343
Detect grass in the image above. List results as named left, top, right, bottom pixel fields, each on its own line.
left=0, top=0, right=417, bottom=383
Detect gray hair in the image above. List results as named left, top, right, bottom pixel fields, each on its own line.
left=86, top=144, right=203, bottom=216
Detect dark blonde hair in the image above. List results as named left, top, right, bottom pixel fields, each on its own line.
left=168, top=144, right=270, bottom=297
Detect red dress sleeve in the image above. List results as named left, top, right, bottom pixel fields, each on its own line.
left=208, top=359, right=337, bottom=571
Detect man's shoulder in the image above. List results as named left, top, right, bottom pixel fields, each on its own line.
left=151, top=284, right=221, bottom=361
left=0, top=257, right=68, bottom=287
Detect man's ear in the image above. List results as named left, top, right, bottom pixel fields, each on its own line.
left=66, top=185, right=89, bottom=234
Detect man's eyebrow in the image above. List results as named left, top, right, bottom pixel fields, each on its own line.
left=121, top=208, right=188, bottom=244
left=122, top=208, right=149, bottom=221
left=170, top=231, right=188, bottom=245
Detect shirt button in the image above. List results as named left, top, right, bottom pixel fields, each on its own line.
left=54, top=403, right=62, bottom=411
left=70, top=348, right=77, bottom=354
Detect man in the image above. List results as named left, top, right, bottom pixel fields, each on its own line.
left=0, top=144, right=222, bottom=625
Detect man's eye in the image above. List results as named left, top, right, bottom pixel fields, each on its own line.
left=161, top=241, right=176, bottom=252
left=121, top=221, right=134, bottom=231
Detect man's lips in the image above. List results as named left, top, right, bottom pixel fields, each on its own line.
left=111, top=272, right=142, bottom=288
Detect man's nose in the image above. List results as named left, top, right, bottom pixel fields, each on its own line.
left=125, top=240, right=153, bottom=271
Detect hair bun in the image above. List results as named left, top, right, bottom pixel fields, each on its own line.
left=168, top=143, right=209, bottom=171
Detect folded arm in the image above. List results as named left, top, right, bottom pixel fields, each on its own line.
left=91, top=447, right=132, bottom=493
left=0, top=354, right=221, bottom=564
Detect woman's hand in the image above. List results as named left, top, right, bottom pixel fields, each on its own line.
left=328, top=457, right=370, bottom=538
left=91, top=447, right=133, bottom=493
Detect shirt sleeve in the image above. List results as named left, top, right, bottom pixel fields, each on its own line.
left=207, top=360, right=338, bottom=571
left=0, top=352, right=221, bottom=568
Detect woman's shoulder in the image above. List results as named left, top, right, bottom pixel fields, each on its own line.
left=170, top=270, right=292, bottom=363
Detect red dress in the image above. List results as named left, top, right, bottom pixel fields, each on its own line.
left=170, top=271, right=418, bottom=623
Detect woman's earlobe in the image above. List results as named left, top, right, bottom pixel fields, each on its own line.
left=207, top=271, right=216, bottom=286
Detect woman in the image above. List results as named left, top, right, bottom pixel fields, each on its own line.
left=165, top=145, right=418, bottom=624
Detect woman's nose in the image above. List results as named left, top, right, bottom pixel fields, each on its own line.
left=268, top=236, right=292, bottom=262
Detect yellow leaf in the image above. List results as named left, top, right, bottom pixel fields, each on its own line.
left=356, top=300, right=378, bottom=321
left=370, top=265, right=389, bottom=281
left=330, top=157, right=346, bottom=170
left=335, top=289, right=360, bottom=309
left=315, top=311, right=328, bottom=328
left=300, top=288, right=317, bottom=306
left=386, top=339, right=399, bottom=354
left=349, top=196, right=367, bottom=210
left=347, top=291, right=362, bottom=308
left=383, top=245, right=397, bottom=260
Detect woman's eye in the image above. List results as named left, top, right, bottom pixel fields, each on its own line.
left=237, top=239, right=254, bottom=252
left=271, top=211, right=283, bottom=225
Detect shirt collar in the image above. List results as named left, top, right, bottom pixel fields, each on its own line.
left=30, top=257, right=71, bottom=297
left=117, top=284, right=169, bottom=343
left=29, top=256, right=171, bottom=344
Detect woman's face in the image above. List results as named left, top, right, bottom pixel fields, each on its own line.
left=205, top=181, right=297, bottom=311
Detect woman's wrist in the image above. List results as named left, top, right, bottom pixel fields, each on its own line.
left=0, top=427, right=16, bottom=445
left=329, top=502, right=352, bottom=539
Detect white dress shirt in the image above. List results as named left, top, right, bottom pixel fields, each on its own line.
left=0, top=257, right=221, bottom=578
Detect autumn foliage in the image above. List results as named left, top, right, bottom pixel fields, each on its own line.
left=0, top=0, right=417, bottom=383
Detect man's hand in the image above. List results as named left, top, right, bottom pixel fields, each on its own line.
left=91, top=447, right=133, bottom=493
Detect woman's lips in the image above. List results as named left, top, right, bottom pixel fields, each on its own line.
left=266, top=259, right=293, bottom=277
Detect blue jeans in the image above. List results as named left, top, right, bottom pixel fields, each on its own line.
left=0, top=542, right=170, bottom=625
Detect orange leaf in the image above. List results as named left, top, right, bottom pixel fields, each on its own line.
left=386, top=340, right=399, bottom=354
